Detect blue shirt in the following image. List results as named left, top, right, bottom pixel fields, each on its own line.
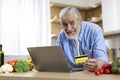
left=56, top=21, right=108, bottom=68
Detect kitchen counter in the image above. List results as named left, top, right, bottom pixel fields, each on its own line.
left=0, top=70, right=120, bottom=80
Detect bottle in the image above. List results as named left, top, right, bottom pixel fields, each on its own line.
left=0, top=44, right=4, bottom=66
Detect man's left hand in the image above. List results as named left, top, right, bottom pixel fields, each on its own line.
left=84, top=59, right=98, bottom=72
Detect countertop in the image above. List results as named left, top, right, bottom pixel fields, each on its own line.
left=0, top=70, right=120, bottom=80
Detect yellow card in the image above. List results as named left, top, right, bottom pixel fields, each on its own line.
left=75, top=54, right=88, bottom=64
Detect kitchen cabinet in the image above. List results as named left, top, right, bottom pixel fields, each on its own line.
left=104, top=30, right=120, bottom=37
left=86, top=5, right=102, bottom=29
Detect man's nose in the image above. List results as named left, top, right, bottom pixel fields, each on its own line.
left=67, top=23, right=72, bottom=31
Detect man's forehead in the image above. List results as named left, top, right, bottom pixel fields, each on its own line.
left=61, top=14, right=76, bottom=23
left=62, top=19, right=74, bottom=24
left=62, top=13, right=76, bottom=18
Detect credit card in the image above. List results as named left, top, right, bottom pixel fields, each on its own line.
left=75, top=54, right=88, bottom=64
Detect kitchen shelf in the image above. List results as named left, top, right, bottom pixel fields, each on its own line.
left=51, top=34, right=58, bottom=38
left=104, top=30, right=120, bottom=37
left=87, top=16, right=102, bottom=23
left=51, top=18, right=60, bottom=23
left=51, top=15, right=60, bottom=23
left=51, top=16, right=102, bottom=23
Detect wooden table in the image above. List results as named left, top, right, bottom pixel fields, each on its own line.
left=0, top=70, right=120, bottom=80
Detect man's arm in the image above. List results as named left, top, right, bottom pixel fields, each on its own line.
left=84, top=25, right=108, bottom=72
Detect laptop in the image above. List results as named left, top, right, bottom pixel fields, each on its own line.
left=27, top=46, right=84, bottom=72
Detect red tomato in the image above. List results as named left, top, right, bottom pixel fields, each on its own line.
left=94, top=69, right=98, bottom=72
left=94, top=69, right=101, bottom=76
left=118, top=70, right=120, bottom=74
left=104, top=68, right=111, bottom=74
left=7, top=59, right=18, bottom=67
left=102, top=64, right=111, bottom=69
left=100, top=68, right=104, bottom=74
left=94, top=70, right=101, bottom=75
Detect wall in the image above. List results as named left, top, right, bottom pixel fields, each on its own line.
left=102, top=0, right=120, bottom=32
left=116, top=0, right=120, bottom=28
left=102, top=0, right=120, bottom=58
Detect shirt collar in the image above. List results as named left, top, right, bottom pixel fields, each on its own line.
left=79, top=21, right=85, bottom=41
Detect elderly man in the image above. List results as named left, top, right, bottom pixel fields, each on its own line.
left=56, top=7, right=108, bottom=72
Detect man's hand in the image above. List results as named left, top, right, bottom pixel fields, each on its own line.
left=84, top=58, right=106, bottom=72
left=84, top=59, right=98, bottom=72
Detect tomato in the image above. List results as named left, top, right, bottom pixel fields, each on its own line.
left=94, top=69, right=101, bottom=75
left=99, top=68, right=104, bottom=74
left=94, top=69, right=98, bottom=72
left=117, top=70, right=120, bottom=74
left=94, top=70, right=101, bottom=75
left=102, top=64, right=112, bottom=74
left=7, top=59, right=18, bottom=67
left=102, top=64, right=111, bottom=69
left=104, top=68, right=111, bottom=74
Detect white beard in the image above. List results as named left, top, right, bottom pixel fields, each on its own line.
left=64, top=25, right=81, bottom=40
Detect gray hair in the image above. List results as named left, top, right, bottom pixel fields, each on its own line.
left=59, top=7, right=81, bottom=24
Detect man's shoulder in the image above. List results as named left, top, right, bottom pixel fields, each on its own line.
left=59, top=29, right=64, bottom=34
left=83, top=21, right=99, bottom=27
left=58, top=29, right=66, bottom=39
left=82, top=21, right=102, bottom=31
left=58, top=29, right=65, bottom=37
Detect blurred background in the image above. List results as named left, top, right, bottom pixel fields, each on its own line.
left=0, top=0, right=120, bottom=63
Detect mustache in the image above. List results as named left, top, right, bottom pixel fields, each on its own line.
left=66, top=29, right=75, bottom=34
